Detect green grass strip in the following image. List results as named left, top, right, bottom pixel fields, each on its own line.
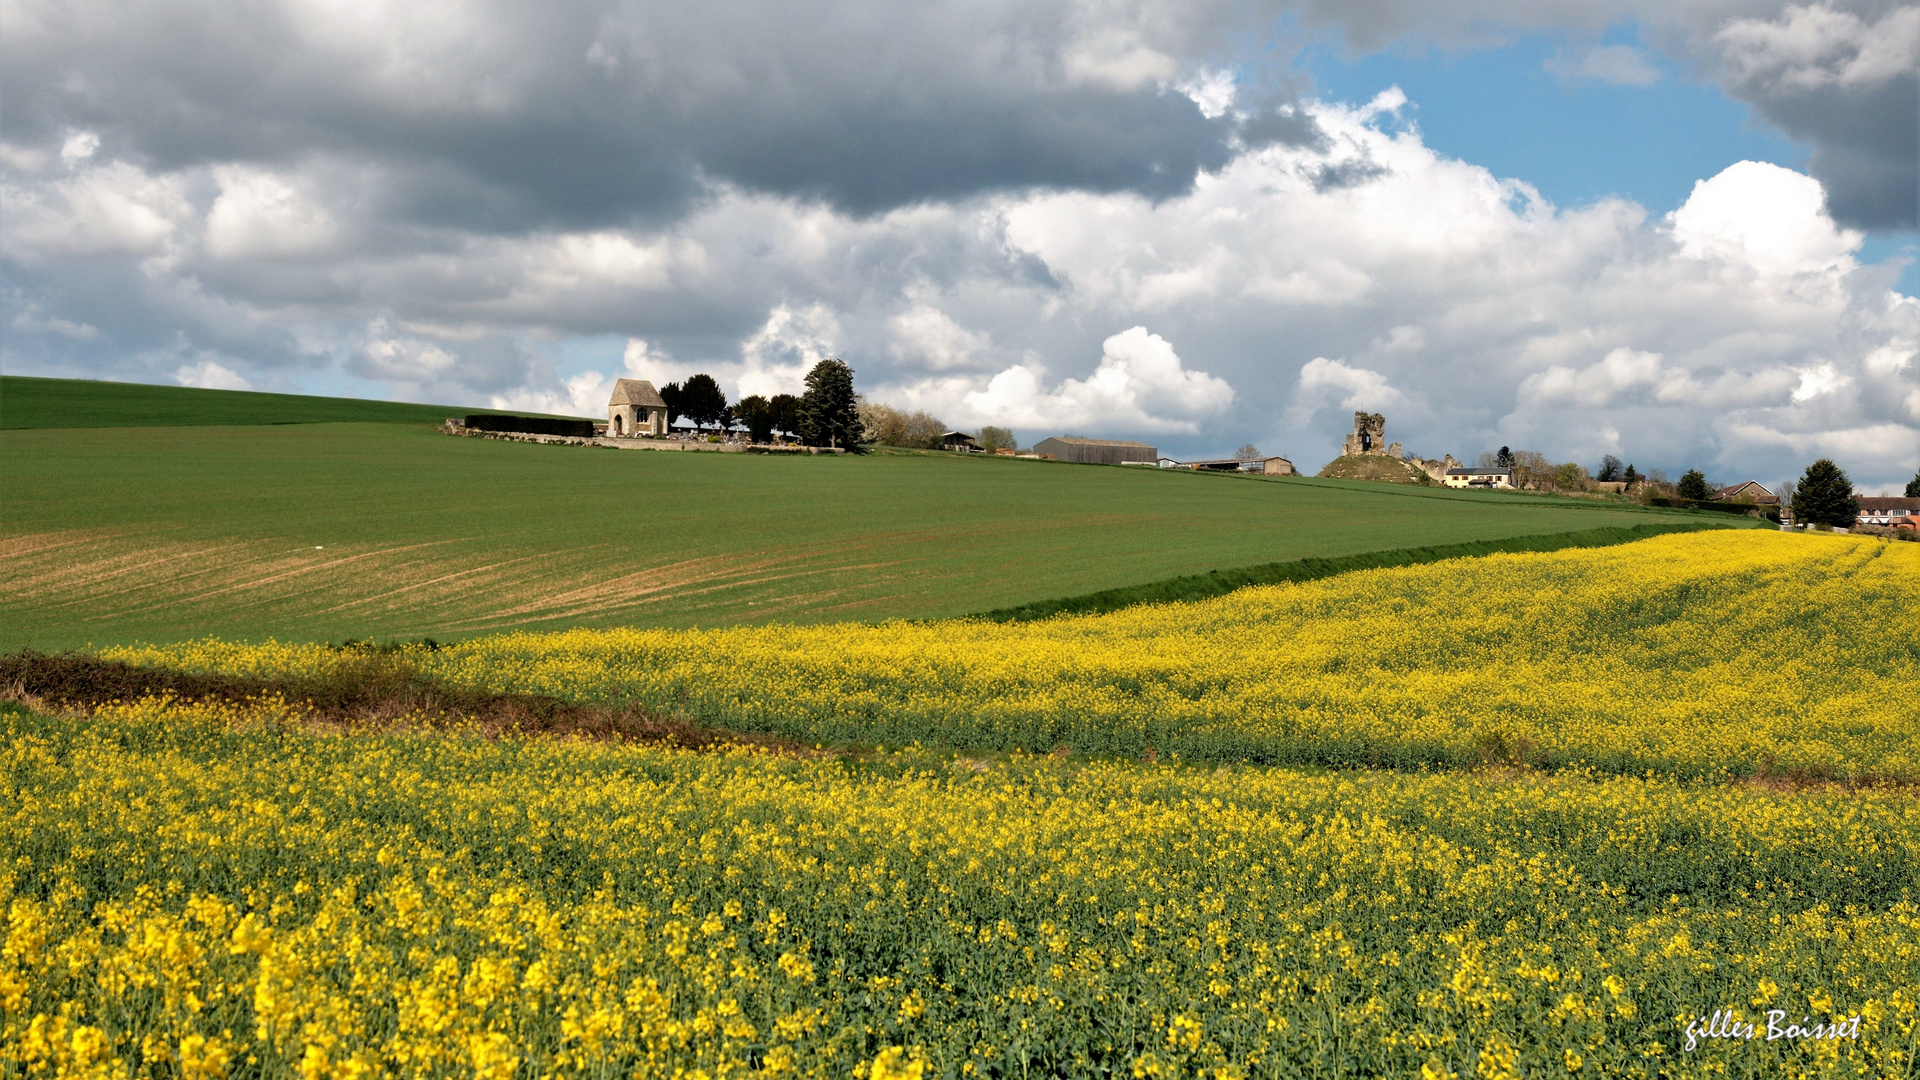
left=970, top=520, right=1747, bottom=622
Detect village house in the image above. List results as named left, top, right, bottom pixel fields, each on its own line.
left=1444, top=467, right=1514, bottom=489
left=1714, top=481, right=1778, bottom=504
left=607, top=379, right=668, bottom=437
left=1856, top=497, right=1920, bottom=527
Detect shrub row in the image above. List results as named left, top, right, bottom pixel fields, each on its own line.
left=463, top=413, right=594, bottom=438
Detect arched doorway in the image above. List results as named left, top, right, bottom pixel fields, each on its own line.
left=612, top=414, right=625, bottom=436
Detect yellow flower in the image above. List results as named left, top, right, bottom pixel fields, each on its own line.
left=868, top=1046, right=925, bottom=1080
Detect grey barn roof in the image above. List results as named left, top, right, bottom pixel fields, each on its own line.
left=1042, top=436, right=1156, bottom=448
left=609, top=378, right=668, bottom=408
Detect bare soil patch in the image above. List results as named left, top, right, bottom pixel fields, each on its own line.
left=0, top=648, right=807, bottom=753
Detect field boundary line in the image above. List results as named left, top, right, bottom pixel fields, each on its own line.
left=965, top=520, right=1749, bottom=622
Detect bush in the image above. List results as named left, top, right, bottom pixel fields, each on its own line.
left=1648, top=497, right=1760, bottom=515
left=463, top=414, right=594, bottom=438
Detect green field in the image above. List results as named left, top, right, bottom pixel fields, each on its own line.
left=0, top=374, right=582, bottom=429
left=3, top=378, right=1749, bottom=650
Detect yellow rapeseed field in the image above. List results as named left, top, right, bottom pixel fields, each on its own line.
left=3, top=696, right=1916, bottom=1078
left=109, top=531, right=1920, bottom=780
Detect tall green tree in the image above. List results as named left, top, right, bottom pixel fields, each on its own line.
left=1791, top=458, right=1859, bottom=527
left=801, top=359, right=864, bottom=449
left=735, top=395, right=775, bottom=443
left=1495, top=446, right=1513, bottom=469
left=768, top=394, right=802, bottom=441
left=659, top=381, right=684, bottom=426
left=1907, top=469, right=1920, bottom=497
left=680, top=374, right=729, bottom=430
left=1676, top=469, right=1710, bottom=501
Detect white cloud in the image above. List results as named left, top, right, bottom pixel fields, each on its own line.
left=1790, top=362, right=1847, bottom=402
left=1521, top=348, right=1669, bottom=407
left=206, top=166, right=337, bottom=259
left=1668, top=160, right=1863, bottom=277
left=59, top=131, right=100, bottom=167
left=1545, top=44, right=1661, bottom=87
left=1, top=161, right=190, bottom=260
left=1862, top=343, right=1915, bottom=377
left=612, top=307, right=833, bottom=402
left=1175, top=67, right=1236, bottom=118
left=349, top=320, right=460, bottom=381
left=1062, top=29, right=1179, bottom=90
left=1293, top=357, right=1405, bottom=417
left=172, top=359, right=253, bottom=391
left=12, top=305, right=100, bottom=339
left=489, top=371, right=611, bottom=418
left=1714, top=4, right=1920, bottom=92
left=901, top=326, right=1232, bottom=435
left=888, top=306, right=994, bottom=371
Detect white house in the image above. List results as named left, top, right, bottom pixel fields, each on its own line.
left=1444, top=467, right=1514, bottom=489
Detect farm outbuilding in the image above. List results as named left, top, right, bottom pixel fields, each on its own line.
left=1175, top=456, right=1295, bottom=476
left=608, top=379, right=669, bottom=437
left=1032, top=436, right=1157, bottom=465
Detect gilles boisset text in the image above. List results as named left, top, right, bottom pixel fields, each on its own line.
left=1683, top=1009, right=1864, bottom=1052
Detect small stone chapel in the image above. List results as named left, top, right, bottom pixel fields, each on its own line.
left=607, top=379, right=669, bottom=437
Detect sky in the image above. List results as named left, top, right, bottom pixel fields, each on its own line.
left=4, top=0, right=1917, bottom=490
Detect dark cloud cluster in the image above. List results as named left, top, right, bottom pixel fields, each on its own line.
left=3, top=0, right=1275, bottom=229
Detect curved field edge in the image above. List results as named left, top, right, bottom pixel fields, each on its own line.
left=967, top=519, right=1747, bottom=622
left=3, top=698, right=1918, bottom=1077
left=92, top=531, right=1920, bottom=783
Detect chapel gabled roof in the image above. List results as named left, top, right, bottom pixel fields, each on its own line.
left=609, top=378, right=668, bottom=408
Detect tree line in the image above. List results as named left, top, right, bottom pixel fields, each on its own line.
left=655, top=360, right=864, bottom=449
left=1479, top=443, right=1920, bottom=530
left=654, top=359, right=1019, bottom=453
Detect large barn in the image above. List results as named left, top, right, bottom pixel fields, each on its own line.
left=1032, top=436, right=1158, bottom=465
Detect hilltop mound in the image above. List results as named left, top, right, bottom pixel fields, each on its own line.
left=1316, top=454, right=1433, bottom=484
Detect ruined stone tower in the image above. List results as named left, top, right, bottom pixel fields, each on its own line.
left=1341, top=412, right=1402, bottom=459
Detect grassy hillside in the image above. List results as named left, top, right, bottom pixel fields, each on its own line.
left=0, top=375, right=584, bottom=429
left=3, top=414, right=1746, bottom=649
left=1315, top=453, right=1433, bottom=484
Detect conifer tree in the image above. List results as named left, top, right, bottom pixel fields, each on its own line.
left=1791, top=458, right=1859, bottom=527
left=1907, top=469, right=1920, bottom=498
left=1676, top=469, right=1710, bottom=501
left=801, top=359, right=864, bottom=449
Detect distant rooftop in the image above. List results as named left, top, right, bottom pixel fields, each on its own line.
left=1043, top=436, right=1156, bottom=448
